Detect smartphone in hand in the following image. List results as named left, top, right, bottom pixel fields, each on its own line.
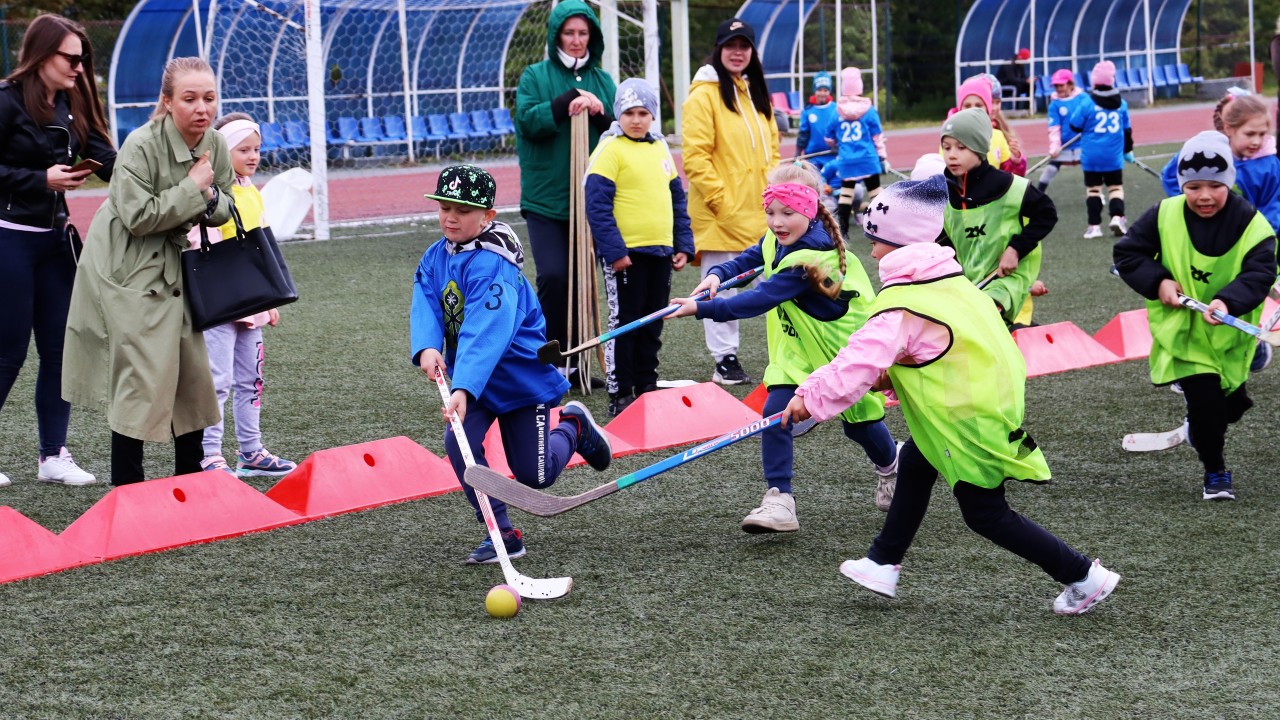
left=68, top=158, right=103, bottom=174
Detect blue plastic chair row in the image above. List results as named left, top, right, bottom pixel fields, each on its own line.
left=1032, top=63, right=1204, bottom=101
left=260, top=108, right=517, bottom=160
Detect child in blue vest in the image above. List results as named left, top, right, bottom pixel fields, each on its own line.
left=585, top=78, right=694, bottom=417
left=1068, top=61, right=1134, bottom=238
left=796, top=71, right=837, bottom=170
left=1037, top=69, right=1089, bottom=193
left=411, top=165, right=613, bottom=564
left=1114, top=133, right=1276, bottom=502
left=668, top=161, right=900, bottom=530
left=783, top=175, right=1120, bottom=615
left=826, top=67, right=887, bottom=238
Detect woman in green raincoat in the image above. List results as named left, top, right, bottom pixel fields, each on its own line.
left=63, top=57, right=234, bottom=485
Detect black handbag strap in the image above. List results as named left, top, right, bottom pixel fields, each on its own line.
left=196, top=190, right=246, bottom=252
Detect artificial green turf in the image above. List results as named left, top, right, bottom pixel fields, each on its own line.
left=1, top=146, right=1278, bottom=717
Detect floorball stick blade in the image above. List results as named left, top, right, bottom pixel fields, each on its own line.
left=1122, top=423, right=1188, bottom=452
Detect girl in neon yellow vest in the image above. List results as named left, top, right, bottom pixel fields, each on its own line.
left=784, top=175, right=1120, bottom=615
left=669, top=165, right=899, bottom=534
left=1113, top=131, right=1277, bottom=502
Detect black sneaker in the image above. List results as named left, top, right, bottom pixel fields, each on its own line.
left=607, top=393, right=635, bottom=417
left=560, top=401, right=612, bottom=471
left=465, top=527, right=525, bottom=564
left=1202, top=470, right=1235, bottom=501
left=635, top=383, right=659, bottom=396
left=713, top=354, right=752, bottom=385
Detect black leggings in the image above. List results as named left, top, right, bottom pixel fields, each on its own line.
left=111, top=429, right=205, bottom=486
left=867, top=438, right=1091, bottom=585
left=1179, top=373, right=1253, bottom=473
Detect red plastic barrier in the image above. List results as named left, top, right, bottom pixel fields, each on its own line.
left=0, top=507, right=99, bottom=584
left=742, top=383, right=768, bottom=414
left=61, top=471, right=307, bottom=560
left=605, top=382, right=762, bottom=453
left=265, top=436, right=461, bottom=519
left=1093, top=309, right=1153, bottom=361
left=1013, top=322, right=1124, bottom=377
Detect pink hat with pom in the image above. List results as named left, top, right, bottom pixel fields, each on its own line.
left=1091, top=60, right=1116, bottom=88
left=841, top=67, right=864, bottom=97
left=1050, top=68, right=1074, bottom=86
left=955, top=76, right=992, bottom=115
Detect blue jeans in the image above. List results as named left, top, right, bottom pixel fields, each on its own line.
left=443, top=399, right=578, bottom=531
left=0, top=226, right=75, bottom=457
left=762, top=386, right=897, bottom=495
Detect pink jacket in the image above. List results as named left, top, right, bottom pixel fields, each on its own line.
left=796, top=244, right=959, bottom=422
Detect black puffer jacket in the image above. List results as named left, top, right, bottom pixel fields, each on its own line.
left=0, top=80, right=115, bottom=228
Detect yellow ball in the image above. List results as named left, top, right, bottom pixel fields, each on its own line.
left=485, top=584, right=522, bottom=618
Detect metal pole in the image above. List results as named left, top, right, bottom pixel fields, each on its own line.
left=835, top=0, right=842, bottom=79
left=305, top=0, right=329, bottom=240
left=601, top=0, right=619, bottom=82
left=796, top=0, right=804, bottom=94
left=397, top=0, right=414, bottom=162
left=1249, top=0, right=1257, bottom=93
left=871, top=0, right=878, bottom=103
left=643, top=0, right=658, bottom=97
left=672, top=0, right=689, bottom=136
left=1144, top=0, right=1154, bottom=105
left=884, top=1, right=891, bottom=119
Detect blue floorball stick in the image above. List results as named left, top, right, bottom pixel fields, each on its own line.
left=1177, top=294, right=1280, bottom=347
left=536, top=265, right=763, bottom=364
left=464, top=412, right=785, bottom=517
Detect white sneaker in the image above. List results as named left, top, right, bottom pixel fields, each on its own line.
left=1053, top=559, right=1121, bottom=615
left=1082, top=225, right=1103, bottom=239
left=1109, top=215, right=1128, bottom=236
left=840, top=557, right=901, bottom=598
left=873, top=441, right=903, bottom=512
left=37, top=448, right=96, bottom=486
left=0, top=469, right=10, bottom=487
left=740, top=487, right=799, bottom=533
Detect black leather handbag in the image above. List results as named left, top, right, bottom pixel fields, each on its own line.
left=182, top=204, right=298, bottom=332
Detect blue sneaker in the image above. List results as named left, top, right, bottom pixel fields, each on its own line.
left=1202, top=470, right=1235, bottom=501
left=1250, top=340, right=1272, bottom=373
left=465, top=527, right=525, bottom=565
left=236, top=448, right=297, bottom=478
left=560, top=401, right=612, bottom=471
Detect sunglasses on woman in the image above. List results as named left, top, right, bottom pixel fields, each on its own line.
left=56, top=51, right=88, bottom=68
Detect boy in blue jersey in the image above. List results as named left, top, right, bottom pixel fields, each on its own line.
left=1068, top=61, right=1134, bottom=239
left=411, top=165, right=613, bottom=565
left=585, top=78, right=695, bottom=417
left=1037, top=68, right=1089, bottom=193
left=795, top=71, right=838, bottom=170
left=826, top=66, right=888, bottom=237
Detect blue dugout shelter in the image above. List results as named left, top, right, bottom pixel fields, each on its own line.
left=109, top=0, right=532, bottom=144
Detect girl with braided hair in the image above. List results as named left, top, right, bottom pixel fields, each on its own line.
left=667, top=161, right=900, bottom=533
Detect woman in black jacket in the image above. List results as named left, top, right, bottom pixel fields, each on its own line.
left=0, top=13, right=115, bottom=487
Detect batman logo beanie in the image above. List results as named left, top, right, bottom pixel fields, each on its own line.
left=1176, top=130, right=1235, bottom=189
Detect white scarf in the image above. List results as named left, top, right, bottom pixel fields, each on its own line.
left=557, top=47, right=590, bottom=72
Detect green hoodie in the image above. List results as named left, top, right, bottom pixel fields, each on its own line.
left=514, top=0, right=617, bottom=220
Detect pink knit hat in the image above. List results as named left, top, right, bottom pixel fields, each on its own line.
left=1050, top=68, right=1074, bottom=86
left=954, top=76, right=992, bottom=115
left=841, top=67, right=864, bottom=97
left=863, top=175, right=948, bottom=247
left=1091, top=60, right=1116, bottom=87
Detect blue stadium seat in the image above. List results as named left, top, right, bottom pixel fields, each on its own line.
left=1151, top=65, right=1169, bottom=88
left=1177, top=63, right=1203, bottom=84
left=1074, top=72, right=1087, bottom=91
left=1131, top=67, right=1150, bottom=88
left=411, top=115, right=446, bottom=157
left=469, top=110, right=503, bottom=138
left=259, top=121, right=288, bottom=154
left=431, top=113, right=467, bottom=153
left=491, top=107, right=515, bottom=135
left=448, top=112, right=488, bottom=140
left=328, top=116, right=358, bottom=145
left=787, top=91, right=802, bottom=112
left=381, top=115, right=408, bottom=141
left=355, top=117, right=386, bottom=143
left=1112, top=68, right=1131, bottom=90
left=282, top=120, right=310, bottom=151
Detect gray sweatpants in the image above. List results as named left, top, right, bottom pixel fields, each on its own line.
left=202, top=322, right=265, bottom=457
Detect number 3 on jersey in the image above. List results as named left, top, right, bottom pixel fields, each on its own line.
left=1092, top=110, right=1120, bottom=134
left=840, top=120, right=864, bottom=143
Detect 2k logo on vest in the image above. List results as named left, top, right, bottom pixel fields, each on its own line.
left=1189, top=265, right=1213, bottom=283
left=964, top=224, right=987, bottom=239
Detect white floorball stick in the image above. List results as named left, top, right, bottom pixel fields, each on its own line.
left=1122, top=420, right=1188, bottom=452
left=434, top=369, right=572, bottom=600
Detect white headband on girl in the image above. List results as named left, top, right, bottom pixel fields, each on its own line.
left=218, top=119, right=261, bottom=151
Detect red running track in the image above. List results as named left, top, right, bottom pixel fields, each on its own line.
left=66, top=101, right=1218, bottom=227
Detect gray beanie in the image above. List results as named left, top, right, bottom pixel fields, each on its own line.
left=940, top=108, right=992, bottom=158
left=1176, top=130, right=1235, bottom=189
left=613, top=77, right=660, bottom=120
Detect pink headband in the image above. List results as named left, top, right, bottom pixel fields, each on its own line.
left=762, top=182, right=818, bottom=220
left=218, top=119, right=261, bottom=153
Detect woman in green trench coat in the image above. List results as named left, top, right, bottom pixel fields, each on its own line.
left=63, top=57, right=234, bottom=485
